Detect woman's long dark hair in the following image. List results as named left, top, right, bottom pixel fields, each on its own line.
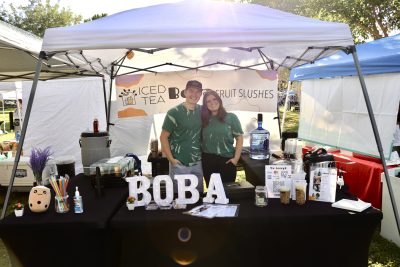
left=201, top=90, right=227, bottom=128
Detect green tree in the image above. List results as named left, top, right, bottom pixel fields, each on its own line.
left=84, top=13, right=107, bottom=23
left=242, top=0, right=400, bottom=42
left=0, top=0, right=82, bottom=37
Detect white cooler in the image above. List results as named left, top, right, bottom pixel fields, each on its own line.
left=381, top=168, right=400, bottom=247
left=0, top=156, right=35, bottom=187
left=0, top=157, right=54, bottom=188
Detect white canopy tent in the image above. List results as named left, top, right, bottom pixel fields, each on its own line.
left=4, top=0, right=399, bottom=234
left=41, top=0, right=353, bottom=74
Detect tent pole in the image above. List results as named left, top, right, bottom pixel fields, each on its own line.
left=0, top=53, right=45, bottom=220
left=106, top=66, right=114, bottom=132
left=15, top=89, right=22, bottom=132
left=276, top=102, right=281, bottom=138
left=102, top=77, right=108, bottom=125
left=2, top=95, right=4, bottom=133
left=280, top=82, right=292, bottom=133
left=351, top=47, right=400, bottom=236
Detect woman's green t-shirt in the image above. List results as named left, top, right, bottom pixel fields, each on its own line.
left=202, top=113, right=243, bottom=158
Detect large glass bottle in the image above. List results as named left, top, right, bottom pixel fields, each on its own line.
left=250, top=113, right=270, bottom=160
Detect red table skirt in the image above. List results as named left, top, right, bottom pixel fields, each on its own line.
left=333, top=153, right=383, bottom=209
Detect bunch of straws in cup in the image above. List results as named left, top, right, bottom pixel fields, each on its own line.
left=49, top=175, right=70, bottom=213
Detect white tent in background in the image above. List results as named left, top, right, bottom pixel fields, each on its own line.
left=290, top=34, right=400, bottom=159
left=0, top=20, right=106, bottom=170
left=0, top=20, right=99, bottom=82
left=0, top=82, right=22, bottom=134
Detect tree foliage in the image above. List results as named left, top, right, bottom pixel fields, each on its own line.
left=242, top=0, right=400, bottom=42
left=0, top=0, right=82, bottom=37
left=84, top=13, right=107, bottom=23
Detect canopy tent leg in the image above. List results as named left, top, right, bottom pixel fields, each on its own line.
left=276, top=102, right=281, bottom=138
left=280, top=82, right=292, bottom=134
left=1, top=96, right=4, bottom=134
left=102, top=77, right=108, bottom=126
left=15, top=90, right=22, bottom=130
left=106, top=65, right=114, bottom=132
left=0, top=53, right=45, bottom=219
left=351, top=46, right=400, bottom=236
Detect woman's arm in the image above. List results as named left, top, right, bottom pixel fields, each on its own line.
left=226, top=135, right=243, bottom=165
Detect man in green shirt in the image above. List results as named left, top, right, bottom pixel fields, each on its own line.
left=160, top=80, right=203, bottom=193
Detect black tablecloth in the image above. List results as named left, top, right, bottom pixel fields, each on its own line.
left=0, top=172, right=382, bottom=267
left=110, top=197, right=382, bottom=267
left=0, top=174, right=128, bottom=267
left=239, top=153, right=269, bottom=186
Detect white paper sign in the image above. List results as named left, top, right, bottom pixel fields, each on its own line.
left=265, top=165, right=292, bottom=198
left=308, top=167, right=337, bottom=203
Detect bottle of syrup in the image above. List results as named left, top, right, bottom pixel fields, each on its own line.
left=93, top=118, right=99, bottom=133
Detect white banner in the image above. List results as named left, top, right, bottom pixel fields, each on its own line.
left=115, top=69, right=277, bottom=118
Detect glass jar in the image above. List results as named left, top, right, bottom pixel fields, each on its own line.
left=255, top=186, right=268, bottom=207
left=55, top=195, right=69, bottom=213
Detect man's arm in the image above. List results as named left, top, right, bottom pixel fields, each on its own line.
left=160, top=129, right=180, bottom=166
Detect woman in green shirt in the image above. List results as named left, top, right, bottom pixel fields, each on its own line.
left=201, top=90, right=244, bottom=186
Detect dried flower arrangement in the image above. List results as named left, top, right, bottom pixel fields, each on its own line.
left=29, top=147, right=52, bottom=185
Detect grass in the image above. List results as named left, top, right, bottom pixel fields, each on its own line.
left=0, top=108, right=16, bottom=143
left=369, top=230, right=400, bottom=267
left=279, top=106, right=299, bottom=133
left=0, top=105, right=399, bottom=266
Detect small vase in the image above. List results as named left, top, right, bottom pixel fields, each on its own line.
left=14, top=209, right=24, bottom=217
left=33, top=171, right=43, bottom=186
left=126, top=202, right=135, bottom=211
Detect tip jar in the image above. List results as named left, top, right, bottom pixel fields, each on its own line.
left=255, top=185, right=268, bottom=207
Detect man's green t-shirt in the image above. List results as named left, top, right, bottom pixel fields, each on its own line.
left=202, top=113, right=243, bottom=158
left=162, top=103, right=202, bottom=166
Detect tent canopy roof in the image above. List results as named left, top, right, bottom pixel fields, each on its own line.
left=290, top=34, right=400, bottom=81
left=42, top=0, right=354, bottom=75
left=0, top=21, right=100, bottom=81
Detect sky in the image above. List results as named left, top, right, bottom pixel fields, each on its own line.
left=1, top=0, right=182, bottom=19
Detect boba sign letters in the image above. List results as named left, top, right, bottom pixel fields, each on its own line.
left=126, top=173, right=229, bottom=206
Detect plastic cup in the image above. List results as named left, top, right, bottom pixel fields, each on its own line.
left=280, top=186, right=291, bottom=205
left=295, top=182, right=307, bottom=205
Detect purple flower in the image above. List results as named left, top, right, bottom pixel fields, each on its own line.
left=29, top=147, right=52, bottom=175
